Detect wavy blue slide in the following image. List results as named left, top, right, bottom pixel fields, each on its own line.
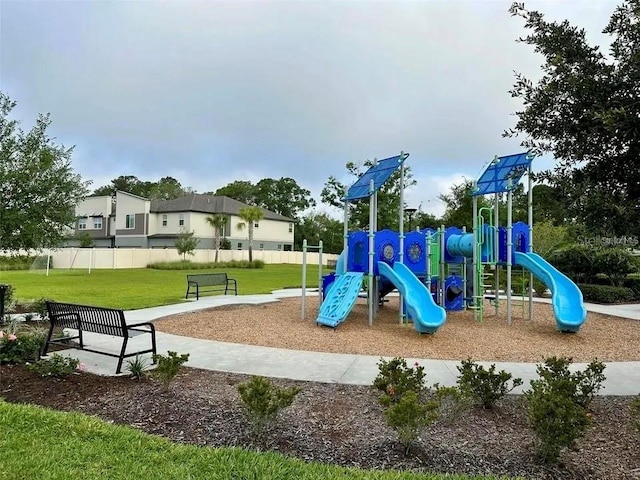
left=514, top=252, right=586, bottom=332
left=316, top=272, right=364, bottom=328
left=377, top=261, right=446, bottom=334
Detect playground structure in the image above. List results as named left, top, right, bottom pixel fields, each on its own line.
left=315, top=151, right=587, bottom=334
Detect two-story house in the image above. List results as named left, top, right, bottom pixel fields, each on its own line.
left=69, top=191, right=295, bottom=251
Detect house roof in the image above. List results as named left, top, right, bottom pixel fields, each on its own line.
left=150, top=194, right=293, bottom=222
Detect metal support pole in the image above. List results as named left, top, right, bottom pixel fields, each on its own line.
left=439, top=224, right=445, bottom=307
left=472, top=195, right=478, bottom=322
left=528, top=163, right=534, bottom=321
left=343, top=200, right=349, bottom=262
left=494, top=193, right=499, bottom=316
left=301, top=239, right=307, bottom=320
left=507, top=189, right=513, bottom=326
left=368, top=178, right=375, bottom=327
left=398, top=159, right=405, bottom=324
left=318, top=240, right=323, bottom=306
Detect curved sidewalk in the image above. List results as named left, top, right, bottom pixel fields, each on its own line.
left=59, top=290, right=640, bottom=396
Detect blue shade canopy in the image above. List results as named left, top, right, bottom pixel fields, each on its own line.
left=343, top=153, right=408, bottom=201
left=472, top=152, right=533, bottom=196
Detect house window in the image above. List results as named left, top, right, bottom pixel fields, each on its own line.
left=254, top=221, right=259, bottom=228
left=78, top=218, right=87, bottom=230
left=162, top=215, right=167, bottom=227
left=237, top=242, right=243, bottom=250
left=93, top=217, right=102, bottom=230
left=179, top=213, right=185, bottom=226
left=277, top=244, right=282, bottom=251
left=288, top=223, right=293, bottom=233
left=125, top=214, right=135, bottom=229
left=259, top=243, right=264, bottom=250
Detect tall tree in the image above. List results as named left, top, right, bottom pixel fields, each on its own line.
left=206, top=214, right=227, bottom=262
left=254, top=177, right=316, bottom=219
left=294, top=212, right=344, bottom=254
left=0, top=93, right=89, bottom=251
left=236, top=206, right=265, bottom=262
left=321, top=159, right=416, bottom=231
left=149, top=176, right=189, bottom=200
left=214, top=181, right=256, bottom=205
left=439, top=179, right=491, bottom=230
left=505, top=1, right=640, bottom=236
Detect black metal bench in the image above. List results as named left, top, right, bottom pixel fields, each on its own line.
left=185, top=273, right=237, bottom=300
left=43, top=301, right=157, bottom=374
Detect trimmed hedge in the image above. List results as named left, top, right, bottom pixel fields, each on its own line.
left=578, top=284, right=635, bottom=304
left=147, top=259, right=265, bottom=270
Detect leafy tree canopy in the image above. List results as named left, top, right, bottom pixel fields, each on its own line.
left=294, top=212, right=344, bottom=254
left=0, top=93, right=89, bottom=251
left=506, top=1, right=640, bottom=236
left=93, top=175, right=190, bottom=200
left=321, top=159, right=416, bottom=231
left=214, top=177, right=315, bottom=220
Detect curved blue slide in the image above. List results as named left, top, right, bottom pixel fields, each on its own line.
left=377, top=261, right=446, bottom=334
left=514, top=252, right=586, bottom=332
left=316, top=272, right=364, bottom=328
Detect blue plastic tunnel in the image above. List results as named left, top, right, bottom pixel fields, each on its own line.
left=446, top=233, right=474, bottom=258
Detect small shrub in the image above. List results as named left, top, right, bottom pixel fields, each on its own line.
left=237, top=376, right=301, bottom=434
left=385, top=390, right=438, bottom=453
left=431, top=384, right=470, bottom=424
left=533, top=356, right=606, bottom=409
left=28, top=353, right=84, bottom=377
left=1, top=284, right=14, bottom=315
left=524, top=357, right=606, bottom=463
left=0, top=328, right=47, bottom=364
left=578, top=284, right=635, bottom=303
left=372, top=357, right=426, bottom=406
left=126, top=354, right=150, bottom=380
left=456, top=358, right=522, bottom=409
left=151, top=351, right=190, bottom=388
left=631, top=396, right=640, bottom=434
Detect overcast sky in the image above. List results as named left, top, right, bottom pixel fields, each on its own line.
left=0, top=0, right=617, bottom=217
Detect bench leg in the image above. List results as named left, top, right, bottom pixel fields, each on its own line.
left=116, top=336, right=129, bottom=374
left=42, top=321, right=56, bottom=356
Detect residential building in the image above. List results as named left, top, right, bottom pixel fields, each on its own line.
left=68, top=192, right=295, bottom=251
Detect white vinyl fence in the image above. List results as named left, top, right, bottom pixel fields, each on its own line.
left=44, top=248, right=338, bottom=270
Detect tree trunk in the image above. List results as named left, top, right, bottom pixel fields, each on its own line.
left=248, top=225, right=253, bottom=262
left=214, top=230, right=220, bottom=263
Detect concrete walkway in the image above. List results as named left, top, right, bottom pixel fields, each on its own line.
left=54, top=290, right=640, bottom=396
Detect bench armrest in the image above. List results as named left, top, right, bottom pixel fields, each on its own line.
left=126, top=321, right=156, bottom=333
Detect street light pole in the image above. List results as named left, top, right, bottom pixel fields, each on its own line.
left=404, top=207, right=417, bottom=231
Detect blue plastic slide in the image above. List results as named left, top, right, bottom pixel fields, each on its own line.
left=377, top=261, right=446, bottom=334
left=514, top=252, right=586, bottom=332
left=316, top=272, right=364, bottom=328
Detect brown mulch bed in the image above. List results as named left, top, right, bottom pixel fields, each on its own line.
left=1, top=364, right=639, bottom=479
left=155, top=297, right=640, bottom=362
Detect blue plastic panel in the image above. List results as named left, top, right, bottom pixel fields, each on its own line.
left=374, top=229, right=400, bottom=275
left=473, top=152, right=533, bottom=196
left=316, top=272, right=364, bottom=328
left=347, top=231, right=368, bottom=272
left=343, top=154, right=407, bottom=201
left=404, top=231, right=427, bottom=275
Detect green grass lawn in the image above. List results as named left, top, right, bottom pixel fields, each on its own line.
left=0, top=264, right=322, bottom=310
left=0, top=401, right=510, bottom=480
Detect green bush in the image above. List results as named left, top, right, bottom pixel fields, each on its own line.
left=594, top=248, right=637, bottom=287
left=384, top=390, right=438, bottom=453
left=456, top=358, right=522, bottom=409
left=147, top=260, right=265, bottom=270
left=28, top=353, right=83, bottom=377
left=126, top=355, right=150, bottom=380
left=151, top=351, right=190, bottom=388
left=0, top=328, right=47, bottom=364
left=431, top=384, right=470, bottom=424
left=550, top=244, right=599, bottom=283
left=0, top=255, right=51, bottom=271
left=578, top=284, right=635, bottom=304
left=623, top=277, right=640, bottom=300
left=237, top=376, right=301, bottom=434
left=372, top=357, right=426, bottom=406
left=632, top=396, right=640, bottom=435
left=524, top=357, right=606, bottom=463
